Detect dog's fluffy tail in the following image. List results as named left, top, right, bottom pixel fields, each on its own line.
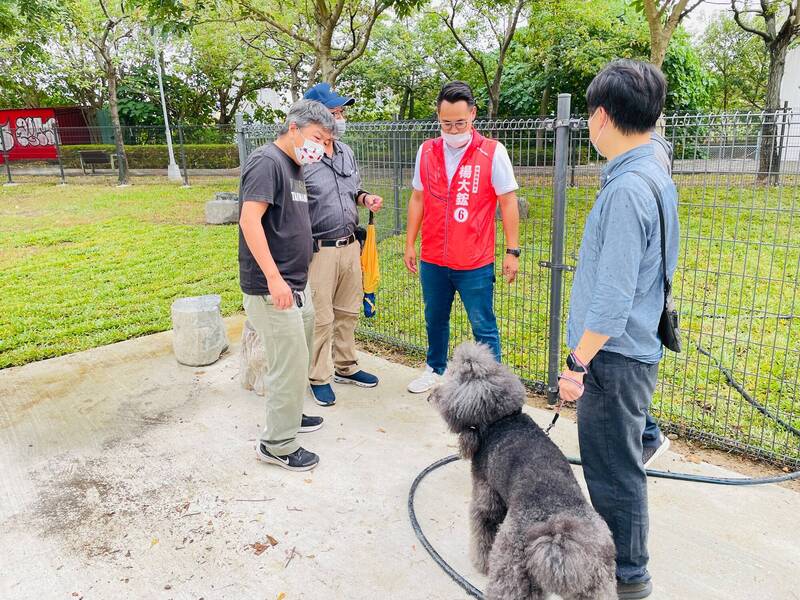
left=523, top=512, right=616, bottom=599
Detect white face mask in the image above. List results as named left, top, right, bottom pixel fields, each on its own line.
left=588, top=111, right=607, bottom=157
left=442, top=130, right=471, bottom=148
left=294, top=133, right=325, bottom=165
left=335, top=118, right=346, bottom=136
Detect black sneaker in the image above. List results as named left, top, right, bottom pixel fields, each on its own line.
left=299, top=414, right=323, bottom=433
left=617, top=580, right=653, bottom=599
left=642, top=433, right=671, bottom=468
left=255, top=443, right=319, bottom=471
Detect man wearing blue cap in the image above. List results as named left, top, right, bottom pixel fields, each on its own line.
left=303, top=82, right=384, bottom=407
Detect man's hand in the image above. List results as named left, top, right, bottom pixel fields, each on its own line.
left=267, top=274, right=294, bottom=310
left=502, top=253, right=519, bottom=283
left=364, top=194, right=383, bottom=212
left=558, top=370, right=585, bottom=402
left=404, top=245, right=418, bottom=274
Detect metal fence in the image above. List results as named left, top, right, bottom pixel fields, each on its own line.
left=0, top=123, right=238, bottom=185
left=243, top=102, right=800, bottom=466
left=248, top=101, right=799, bottom=466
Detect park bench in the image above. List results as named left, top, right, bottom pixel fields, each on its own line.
left=78, top=150, right=116, bottom=174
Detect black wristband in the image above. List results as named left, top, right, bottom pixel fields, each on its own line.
left=506, top=248, right=521, bottom=257
left=566, top=353, right=588, bottom=374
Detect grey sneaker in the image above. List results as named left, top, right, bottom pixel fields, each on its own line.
left=407, top=365, right=441, bottom=394
left=617, top=580, right=653, bottom=599
left=642, top=433, right=671, bottom=468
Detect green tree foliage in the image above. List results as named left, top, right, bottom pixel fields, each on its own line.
left=227, top=0, right=426, bottom=87
left=337, top=14, right=446, bottom=119
left=0, top=0, right=70, bottom=107
left=699, top=12, right=769, bottom=111
left=494, top=1, right=708, bottom=116
left=435, top=0, right=528, bottom=118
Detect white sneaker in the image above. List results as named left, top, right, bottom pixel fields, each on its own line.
left=642, top=433, right=671, bottom=468
left=407, top=365, right=441, bottom=394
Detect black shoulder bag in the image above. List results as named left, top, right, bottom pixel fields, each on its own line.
left=632, top=171, right=682, bottom=353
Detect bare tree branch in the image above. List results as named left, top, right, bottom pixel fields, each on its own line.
left=237, top=0, right=317, bottom=48
left=331, top=3, right=381, bottom=79
left=731, top=0, right=771, bottom=41
left=439, top=2, right=490, bottom=90
left=680, top=0, right=705, bottom=20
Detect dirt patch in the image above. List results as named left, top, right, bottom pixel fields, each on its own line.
left=23, top=452, right=197, bottom=561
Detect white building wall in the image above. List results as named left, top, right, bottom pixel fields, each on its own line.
left=780, top=47, right=799, bottom=161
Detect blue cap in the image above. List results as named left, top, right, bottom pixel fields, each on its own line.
left=304, top=83, right=355, bottom=109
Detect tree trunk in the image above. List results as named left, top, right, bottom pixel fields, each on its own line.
left=535, top=86, right=550, bottom=153
left=488, top=79, right=501, bottom=119
left=408, top=91, right=415, bottom=120
left=318, top=38, right=336, bottom=85
left=650, top=31, right=669, bottom=68
left=289, top=63, right=302, bottom=103
left=80, top=106, right=101, bottom=144
left=217, top=91, right=230, bottom=125
left=399, top=87, right=410, bottom=120
left=106, top=63, right=129, bottom=185
left=758, top=40, right=789, bottom=184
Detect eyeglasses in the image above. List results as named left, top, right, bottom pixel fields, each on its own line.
left=330, top=107, right=347, bottom=118
left=438, top=119, right=470, bottom=132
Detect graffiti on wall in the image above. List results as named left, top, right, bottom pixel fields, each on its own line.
left=0, top=108, right=59, bottom=163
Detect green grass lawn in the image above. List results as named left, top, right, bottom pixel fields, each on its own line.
left=0, top=178, right=242, bottom=367
left=1, top=176, right=798, bottom=464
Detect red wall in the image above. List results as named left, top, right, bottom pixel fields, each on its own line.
left=0, top=108, right=59, bottom=163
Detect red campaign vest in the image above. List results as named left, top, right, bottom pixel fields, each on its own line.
left=419, top=130, right=498, bottom=270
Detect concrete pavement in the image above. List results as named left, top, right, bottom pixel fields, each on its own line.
left=1, top=316, right=798, bottom=600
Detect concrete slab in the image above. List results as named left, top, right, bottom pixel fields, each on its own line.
left=1, top=317, right=798, bottom=600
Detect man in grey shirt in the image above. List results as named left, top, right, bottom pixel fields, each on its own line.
left=302, top=83, right=383, bottom=407
left=239, top=99, right=335, bottom=472
left=558, top=60, right=679, bottom=600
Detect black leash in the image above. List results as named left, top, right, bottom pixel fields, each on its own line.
left=412, top=345, right=799, bottom=597
left=409, top=453, right=800, bottom=600
left=544, top=396, right=563, bottom=436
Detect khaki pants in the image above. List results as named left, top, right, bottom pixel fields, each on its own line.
left=243, top=285, right=314, bottom=455
left=308, top=242, right=362, bottom=385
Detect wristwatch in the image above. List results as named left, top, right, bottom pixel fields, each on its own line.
left=506, top=248, right=521, bottom=257
left=566, top=353, right=588, bottom=374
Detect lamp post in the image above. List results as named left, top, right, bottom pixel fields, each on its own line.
left=152, top=28, right=181, bottom=182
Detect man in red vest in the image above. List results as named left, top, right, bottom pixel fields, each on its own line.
left=404, top=81, right=520, bottom=393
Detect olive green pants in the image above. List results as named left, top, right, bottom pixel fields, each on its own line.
left=243, top=285, right=314, bottom=455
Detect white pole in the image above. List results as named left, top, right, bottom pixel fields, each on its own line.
left=153, top=29, right=181, bottom=181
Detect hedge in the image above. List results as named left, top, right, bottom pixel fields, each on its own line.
left=59, top=144, right=239, bottom=169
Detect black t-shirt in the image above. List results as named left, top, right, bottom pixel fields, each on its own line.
left=238, top=143, right=313, bottom=295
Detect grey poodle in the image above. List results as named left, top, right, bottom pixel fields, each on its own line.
left=429, top=342, right=616, bottom=600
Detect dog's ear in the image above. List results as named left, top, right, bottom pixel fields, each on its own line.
left=458, top=428, right=481, bottom=459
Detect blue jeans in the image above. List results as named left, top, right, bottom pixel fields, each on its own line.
left=577, top=350, right=659, bottom=584
left=643, top=412, right=662, bottom=447
left=419, top=261, right=501, bottom=374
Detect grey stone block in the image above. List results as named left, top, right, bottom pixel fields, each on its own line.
left=239, top=319, right=267, bottom=396
left=205, top=198, right=239, bottom=224
left=496, top=196, right=530, bottom=221
left=171, top=295, right=228, bottom=366
left=215, top=192, right=238, bottom=202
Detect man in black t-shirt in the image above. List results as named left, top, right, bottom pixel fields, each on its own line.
left=239, top=99, right=335, bottom=471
